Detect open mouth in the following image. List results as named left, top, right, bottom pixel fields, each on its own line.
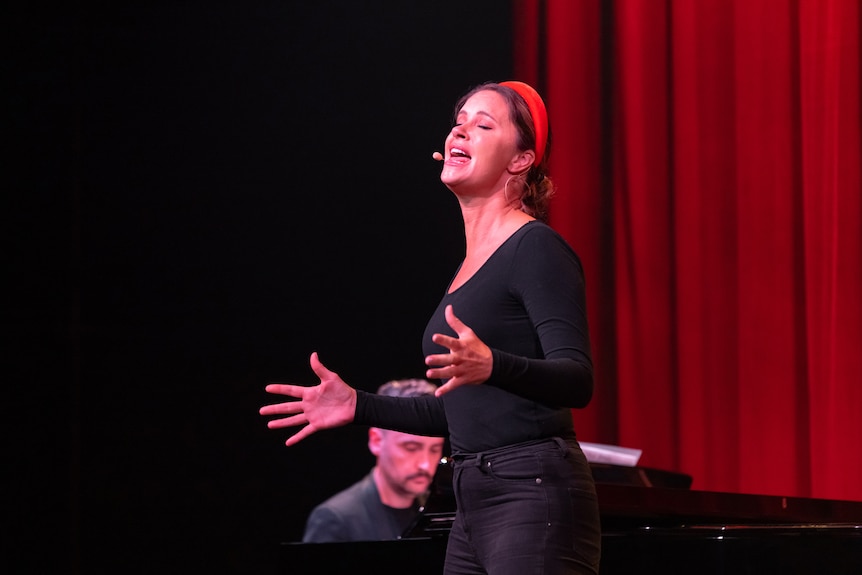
left=448, top=147, right=471, bottom=163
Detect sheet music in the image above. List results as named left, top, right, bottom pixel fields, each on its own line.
left=578, top=441, right=642, bottom=466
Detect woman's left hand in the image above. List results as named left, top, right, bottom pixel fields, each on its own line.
left=425, top=305, right=493, bottom=397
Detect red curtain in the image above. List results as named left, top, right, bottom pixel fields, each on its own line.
left=513, top=0, right=862, bottom=501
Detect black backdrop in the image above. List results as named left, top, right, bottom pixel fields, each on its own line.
left=6, top=1, right=512, bottom=572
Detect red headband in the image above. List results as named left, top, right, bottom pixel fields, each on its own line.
left=500, top=80, right=548, bottom=167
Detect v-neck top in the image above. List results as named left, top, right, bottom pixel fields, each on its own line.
left=355, top=221, right=593, bottom=454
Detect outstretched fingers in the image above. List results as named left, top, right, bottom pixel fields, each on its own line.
left=444, top=304, right=467, bottom=332
left=434, top=378, right=461, bottom=397
left=262, top=383, right=305, bottom=400
left=285, top=425, right=318, bottom=447
left=260, top=383, right=307, bottom=431
left=425, top=305, right=493, bottom=396
left=265, top=413, right=308, bottom=429
left=259, top=351, right=358, bottom=447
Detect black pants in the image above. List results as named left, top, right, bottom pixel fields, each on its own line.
left=444, top=437, right=601, bottom=575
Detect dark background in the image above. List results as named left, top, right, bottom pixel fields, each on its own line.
left=6, top=1, right=512, bottom=572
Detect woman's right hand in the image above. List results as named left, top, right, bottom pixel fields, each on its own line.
left=259, top=352, right=357, bottom=446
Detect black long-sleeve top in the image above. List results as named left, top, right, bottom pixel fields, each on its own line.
left=355, top=221, right=593, bottom=454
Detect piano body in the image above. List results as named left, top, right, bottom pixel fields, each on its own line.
left=280, top=464, right=862, bottom=574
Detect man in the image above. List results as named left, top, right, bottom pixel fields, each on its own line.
left=301, top=379, right=446, bottom=542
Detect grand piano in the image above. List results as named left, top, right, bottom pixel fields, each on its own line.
left=280, top=463, right=862, bottom=574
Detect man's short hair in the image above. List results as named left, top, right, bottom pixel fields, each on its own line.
left=376, top=379, right=437, bottom=398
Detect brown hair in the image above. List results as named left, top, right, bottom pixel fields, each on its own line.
left=453, top=82, right=555, bottom=222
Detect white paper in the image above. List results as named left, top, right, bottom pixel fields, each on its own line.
left=578, top=441, right=642, bottom=467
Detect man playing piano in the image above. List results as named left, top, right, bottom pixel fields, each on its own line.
left=302, top=379, right=446, bottom=543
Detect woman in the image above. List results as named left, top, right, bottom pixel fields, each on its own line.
left=260, top=81, right=601, bottom=574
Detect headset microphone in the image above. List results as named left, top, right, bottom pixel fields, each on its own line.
left=432, top=152, right=444, bottom=161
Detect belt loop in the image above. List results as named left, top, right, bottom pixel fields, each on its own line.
left=453, top=452, right=487, bottom=469
left=553, top=436, right=569, bottom=457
